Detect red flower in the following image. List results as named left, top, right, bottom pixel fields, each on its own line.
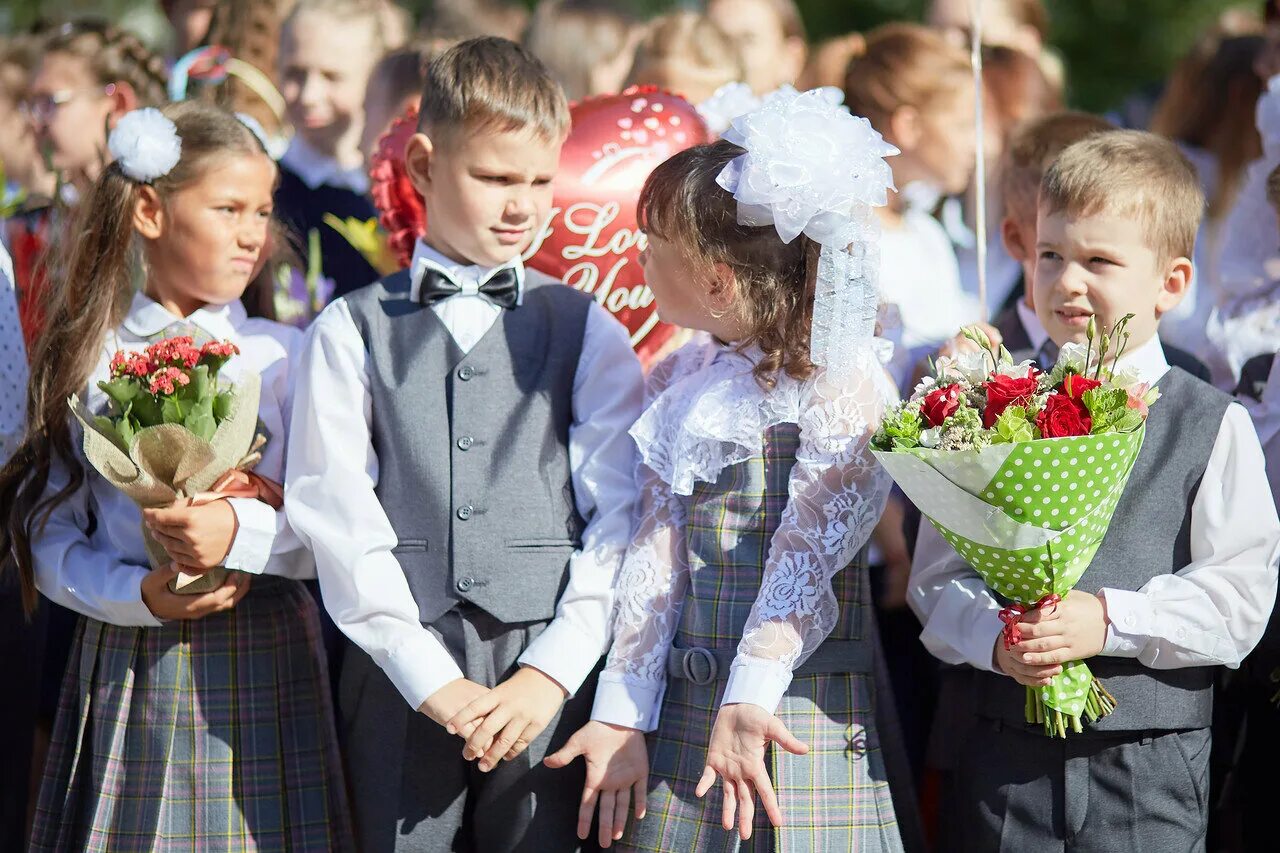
left=200, top=341, right=240, bottom=359
left=1060, top=373, right=1102, bottom=403
left=921, top=383, right=964, bottom=428
left=148, top=366, right=190, bottom=396
left=369, top=105, right=427, bottom=269
left=1036, top=392, right=1093, bottom=438
left=983, top=370, right=1040, bottom=428
left=146, top=336, right=201, bottom=369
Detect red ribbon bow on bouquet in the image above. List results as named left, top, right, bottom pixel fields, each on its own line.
left=998, top=594, right=1062, bottom=650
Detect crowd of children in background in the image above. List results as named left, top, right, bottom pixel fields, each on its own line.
left=1, top=1, right=1279, bottom=851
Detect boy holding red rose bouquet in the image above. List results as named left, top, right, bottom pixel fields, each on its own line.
left=910, top=130, right=1280, bottom=849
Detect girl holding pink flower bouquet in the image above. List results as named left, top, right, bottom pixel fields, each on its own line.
left=0, top=102, right=352, bottom=851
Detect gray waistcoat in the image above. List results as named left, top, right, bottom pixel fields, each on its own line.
left=972, top=367, right=1232, bottom=732
left=344, top=268, right=592, bottom=625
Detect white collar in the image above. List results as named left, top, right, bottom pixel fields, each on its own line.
left=281, top=136, right=370, bottom=194
left=1110, top=333, right=1170, bottom=385
left=121, top=291, right=247, bottom=341
left=1017, top=300, right=1048, bottom=351
left=407, top=239, right=526, bottom=305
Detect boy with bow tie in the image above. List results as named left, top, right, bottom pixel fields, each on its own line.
left=286, top=37, right=643, bottom=853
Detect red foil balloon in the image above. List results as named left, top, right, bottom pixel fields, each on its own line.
left=368, top=105, right=426, bottom=269
left=525, top=86, right=710, bottom=367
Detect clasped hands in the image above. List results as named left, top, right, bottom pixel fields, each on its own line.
left=420, top=666, right=568, bottom=773
left=993, top=590, right=1111, bottom=686
left=140, top=499, right=249, bottom=621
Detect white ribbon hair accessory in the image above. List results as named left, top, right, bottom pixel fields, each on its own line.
left=716, top=86, right=898, bottom=374
left=108, top=108, right=182, bottom=183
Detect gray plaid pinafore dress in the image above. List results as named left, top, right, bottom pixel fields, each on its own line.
left=621, top=422, right=904, bottom=852
left=29, top=576, right=355, bottom=852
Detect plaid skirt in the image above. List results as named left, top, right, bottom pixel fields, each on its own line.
left=621, top=671, right=903, bottom=853
left=30, top=575, right=354, bottom=852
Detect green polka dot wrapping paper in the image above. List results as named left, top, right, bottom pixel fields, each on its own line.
left=873, top=428, right=1144, bottom=736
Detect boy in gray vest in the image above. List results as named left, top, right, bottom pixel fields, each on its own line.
left=909, top=130, right=1280, bottom=851
left=285, top=37, right=644, bottom=852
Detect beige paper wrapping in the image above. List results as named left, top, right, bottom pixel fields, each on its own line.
left=68, top=373, right=262, bottom=595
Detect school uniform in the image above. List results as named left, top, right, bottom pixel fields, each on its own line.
left=910, top=335, right=1280, bottom=852
left=274, top=137, right=379, bottom=302
left=592, top=340, right=905, bottom=851
left=28, top=295, right=352, bottom=852
left=286, top=240, right=644, bottom=852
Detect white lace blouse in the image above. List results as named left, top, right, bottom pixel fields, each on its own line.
left=590, top=339, right=896, bottom=730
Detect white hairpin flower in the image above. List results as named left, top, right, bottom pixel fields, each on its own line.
left=108, top=108, right=182, bottom=183
left=696, top=82, right=760, bottom=136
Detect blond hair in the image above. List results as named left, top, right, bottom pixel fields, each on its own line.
left=843, top=23, right=970, bottom=127
left=625, top=12, right=744, bottom=101
left=1000, top=111, right=1114, bottom=226
left=523, top=0, right=640, bottom=102
left=282, top=0, right=389, bottom=53
left=419, top=37, right=569, bottom=140
left=1041, top=130, right=1204, bottom=262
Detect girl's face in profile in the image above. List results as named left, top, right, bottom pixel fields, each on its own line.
left=640, top=233, right=743, bottom=341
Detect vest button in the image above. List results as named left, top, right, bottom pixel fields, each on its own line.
left=457, top=435, right=474, bottom=450
left=457, top=365, right=474, bottom=381
left=457, top=504, right=473, bottom=521
left=456, top=576, right=474, bottom=592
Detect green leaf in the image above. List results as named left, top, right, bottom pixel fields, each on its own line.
left=213, top=390, right=234, bottom=422
left=187, top=364, right=210, bottom=401
left=97, top=377, right=139, bottom=408
left=161, top=396, right=185, bottom=425
left=1109, top=409, right=1145, bottom=434
left=1082, top=387, right=1127, bottom=420
left=874, top=406, right=925, bottom=451
left=131, top=393, right=164, bottom=427
left=990, top=406, right=1037, bottom=444
left=117, top=415, right=137, bottom=449
left=183, top=397, right=216, bottom=442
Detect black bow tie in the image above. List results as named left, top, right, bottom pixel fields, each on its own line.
left=417, top=266, right=520, bottom=310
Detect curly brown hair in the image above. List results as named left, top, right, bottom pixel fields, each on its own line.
left=638, top=139, right=819, bottom=388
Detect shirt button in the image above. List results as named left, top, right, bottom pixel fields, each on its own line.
left=457, top=504, right=473, bottom=521
left=457, top=435, right=474, bottom=451
left=457, top=365, right=474, bottom=381
left=456, top=576, right=474, bottom=592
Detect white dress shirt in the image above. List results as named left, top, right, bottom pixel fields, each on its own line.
left=1017, top=299, right=1049, bottom=352
left=33, top=294, right=312, bottom=627
left=1241, top=352, right=1280, bottom=506
left=285, top=240, right=644, bottom=710
left=0, top=240, right=26, bottom=465
left=910, top=334, right=1280, bottom=673
left=280, top=136, right=370, bottom=194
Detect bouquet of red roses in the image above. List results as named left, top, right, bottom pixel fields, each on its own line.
left=68, top=336, right=273, bottom=594
left=872, top=316, right=1159, bottom=736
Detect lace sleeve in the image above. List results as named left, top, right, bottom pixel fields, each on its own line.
left=724, top=357, right=893, bottom=710
left=591, top=352, right=694, bottom=731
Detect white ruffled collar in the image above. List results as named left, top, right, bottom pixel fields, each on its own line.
left=631, top=337, right=893, bottom=495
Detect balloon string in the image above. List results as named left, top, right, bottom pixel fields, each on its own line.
left=970, top=0, right=988, bottom=322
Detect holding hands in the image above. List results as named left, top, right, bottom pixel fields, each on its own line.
left=993, top=590, right=1111, bottom=687
left=446, top=666, right=568, bottom=771
left=144, top=500, right=239, bottom=568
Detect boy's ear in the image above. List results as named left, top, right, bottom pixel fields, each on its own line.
left=1155, top=255, right=1194, bottom=316
left=132, top=185, right=165, bottom=239
left=887, top=106, right=922, bottom=152
left=404, top=131, right=435, bottom=197
left=1000, top=216, right=1028, bottom=262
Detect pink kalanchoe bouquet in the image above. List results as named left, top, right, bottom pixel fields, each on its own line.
left=872, top=315, right=1160, bottom=736
left=69, top=335, right=271, bottom=594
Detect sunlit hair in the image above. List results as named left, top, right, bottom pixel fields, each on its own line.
left=0, top=102, right=272, bottom=613
left=418, top=36, right=569, bottom=141
left=1000, top=111, right=1114, bottom=227
left=639, top=140, right=819, bottom=388
left=1040, top=130, right=1204, bottom=264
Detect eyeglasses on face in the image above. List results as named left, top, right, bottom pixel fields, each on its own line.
left=20, top=83, right=117, bottom=125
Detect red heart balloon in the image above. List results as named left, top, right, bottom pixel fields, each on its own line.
left=524, top=86, right=709, bottom=368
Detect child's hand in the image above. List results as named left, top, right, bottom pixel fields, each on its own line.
left=447, top=666, right=568, bottom=771
left=143, top=501, right=238, bottom=569
left=695, top=703, right=809, bottom=840
left=544, top=720, right=650, bottom=848
left=1014, top=590, right=1110, bottom=665
left=992, top=634, right=1062, bottom=686
left=418, top=677, right=490, bottom=727
left=141, top=562, right=252, bottom=620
